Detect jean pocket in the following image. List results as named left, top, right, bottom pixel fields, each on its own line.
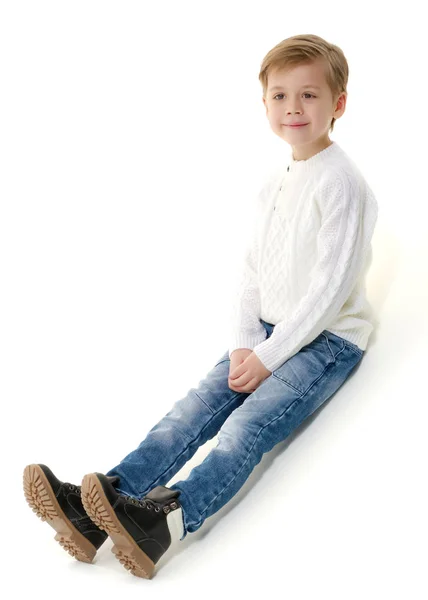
left=272, top=333, right=337, bottom=396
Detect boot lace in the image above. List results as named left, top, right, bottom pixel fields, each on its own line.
left=122, top=494, right=179, bottom=514
left=126, top=496, right=162, bottom=512
left=64, top=483, right=81, bottom=495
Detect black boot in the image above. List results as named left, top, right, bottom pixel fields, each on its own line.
left=81, top=472, right=184, bottom=578
left=23, top=464, right=115, bottom=563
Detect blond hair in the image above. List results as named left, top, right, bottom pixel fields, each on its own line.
left=259, top=34, right=349, bottom=133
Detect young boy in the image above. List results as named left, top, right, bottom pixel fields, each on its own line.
left=23, top=33, right=378, bottom=579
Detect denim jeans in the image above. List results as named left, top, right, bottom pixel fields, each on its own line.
left=106, top=320, right=364, bottom=540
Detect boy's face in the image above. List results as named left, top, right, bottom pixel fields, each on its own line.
left=263, top=59, right=346, bottom=160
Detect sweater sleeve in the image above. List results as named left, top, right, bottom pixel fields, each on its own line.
left=228, top=172, right=280, bottom=357
left=252, top=171, right=377, bottom=372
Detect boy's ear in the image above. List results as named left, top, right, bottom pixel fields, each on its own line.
left=334, top=92, right=347, bottom=117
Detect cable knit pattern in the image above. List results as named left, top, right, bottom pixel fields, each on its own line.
left=228, top=141, right=379, bottom=372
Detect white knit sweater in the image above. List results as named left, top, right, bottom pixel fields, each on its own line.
left=228, top=141, right=379, bottom=372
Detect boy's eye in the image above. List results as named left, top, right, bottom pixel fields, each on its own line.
left=273, top=93, right=315, bottom=100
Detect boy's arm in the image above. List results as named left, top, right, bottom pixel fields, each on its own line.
left=252, top=172, right=379, bottom=373
left=228, top=226, right=267, bottom=357
left=228, top=172, right=280, bottom=357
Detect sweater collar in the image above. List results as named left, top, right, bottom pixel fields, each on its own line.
left=286, top=141, right=342, bottom=175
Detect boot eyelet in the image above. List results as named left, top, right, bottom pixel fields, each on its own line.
left=170, top=501, right=177, bottom=509
left=163, top=506, right=170, bottom=514
left=155, top=506, right=160, bottom=512
left=141, top=501, right=146, bottom=508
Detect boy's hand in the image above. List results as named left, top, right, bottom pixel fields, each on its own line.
left=228, top=351, right=271, bottom=393
left=229, top=348, right=252, bottom=377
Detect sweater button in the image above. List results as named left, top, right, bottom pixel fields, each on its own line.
left=287, top=166, right=290, bottom=172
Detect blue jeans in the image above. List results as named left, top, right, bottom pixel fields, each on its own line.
left=106, top=320, right=364, bottom=540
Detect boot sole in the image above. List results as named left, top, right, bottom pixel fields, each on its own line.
left=81, top=473, right=155, bottom=579
left=23, top=464, right=96, bottom=563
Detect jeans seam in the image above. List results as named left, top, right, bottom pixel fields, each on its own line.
left=195, top=390, right=215, bottom=414
left=344, top=344, right=363, bottom=358
left=138, top=392, right=242, bottom=496
left=271, top=373, right=301, bottom=394
left=188, top=371, right=328, bottom=529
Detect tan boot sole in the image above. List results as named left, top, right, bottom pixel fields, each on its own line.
left=81, top=473, right=155, bottom=579
left=23, top=464, right=96, bottom=563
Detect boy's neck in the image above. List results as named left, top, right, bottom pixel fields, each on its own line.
left=291, top=137, right=333, bottom=161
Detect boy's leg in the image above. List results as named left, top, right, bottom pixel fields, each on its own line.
left=105, top=349, right=250, bottom=498
left=169, top=332, right=364, bottom=537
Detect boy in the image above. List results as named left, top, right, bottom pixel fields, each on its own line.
left=23, top=33, right=378, bottom=579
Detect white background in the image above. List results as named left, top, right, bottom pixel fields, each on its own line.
left=1, top=1, right=427, bottom=598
